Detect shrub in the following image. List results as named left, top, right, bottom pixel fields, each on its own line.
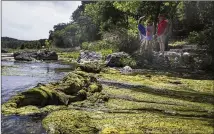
left=187, top=31, right=207, bottom=45
left=120, top=57, right=137, bottom=68
left=81, top=40, right=115, bottom=51
left=102, top=27, right=140, bottom=54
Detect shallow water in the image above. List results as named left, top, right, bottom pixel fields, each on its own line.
left=1, top=60, right=74, bottom=134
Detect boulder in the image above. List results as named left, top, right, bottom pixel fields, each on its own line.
left=78, top=63, right=102, bottom=73
left=13, top=50, right=58, bottom=61
left=105, top=52, right=131, bottom=67
left=121, top=66, right=132, bottom=74
left=37, top=50, right=58, bottom=60
left=77, top=50, right=102, bottom=63
left=14, top=51, right=37, bottom=61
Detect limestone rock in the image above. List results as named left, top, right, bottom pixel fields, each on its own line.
left=121, top=66, right=132, bottom=74
left=36, top=50, right=58, bottom=60
left=13, top=50, right=58, bottom=61
left=77, top=50, right=102, bottom=64
left=78, top=62, right=102, bottom=73
left=105, top=52, right=131, bottom=67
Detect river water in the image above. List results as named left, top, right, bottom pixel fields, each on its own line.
left=1, top=60, right=73, bottom=134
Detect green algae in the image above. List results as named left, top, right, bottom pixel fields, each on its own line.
left=42, top=110, right=99, bottom=134
left=89, top=83, right=102, bottom=93
left=103, top=86, right=214, bottom=113
left=2, top=71, right=103, bottom=116
left=3, top=66, right=214, bottom=133
left=99, top=68, right=214, bottom=96
left=42, top=109, right=214, bottom=134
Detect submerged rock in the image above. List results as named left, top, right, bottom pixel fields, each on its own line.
left=2, top=71, right=103, bottom=115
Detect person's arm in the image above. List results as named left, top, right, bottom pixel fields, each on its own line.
left=138, top=16, right=145, bottom=24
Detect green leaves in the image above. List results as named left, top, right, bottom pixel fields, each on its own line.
left=113, top=1, right=141, bottom=14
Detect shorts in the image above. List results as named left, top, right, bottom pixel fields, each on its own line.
left=157, top=34, right=167, bottom=44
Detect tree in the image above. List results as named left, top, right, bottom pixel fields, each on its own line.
left=45, top=40, right=52, bottom=50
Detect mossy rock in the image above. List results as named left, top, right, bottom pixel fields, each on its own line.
left=1, top=86, right=69, bottom=115
left=89, top=83, right=102, bottom=93
left=2, top=71, right=103, bottom=116
left=78, top=62, right=103, bottom=73
left=42, top=110, right=99, bottom=134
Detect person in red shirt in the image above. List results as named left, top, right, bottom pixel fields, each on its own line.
left=156, top=14, right=169, bottom=54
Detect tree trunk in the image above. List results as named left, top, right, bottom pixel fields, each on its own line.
left=154, top=2, right=162, bottom=34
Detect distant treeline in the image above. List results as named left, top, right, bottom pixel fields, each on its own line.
left=1, top=37, right=46, bottom=49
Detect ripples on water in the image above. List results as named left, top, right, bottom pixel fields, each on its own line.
left=1, top=60, right=73, bottom=134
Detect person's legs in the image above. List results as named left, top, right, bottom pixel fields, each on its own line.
left=160, top=35, right=166, bottom=54
left=145, top=40, right=149, bottom=51
left=158, top=35, right=164, bottom=53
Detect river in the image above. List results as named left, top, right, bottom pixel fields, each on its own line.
left=1, top=60, right=73, bottom=134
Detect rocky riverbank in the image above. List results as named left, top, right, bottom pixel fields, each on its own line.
left=2, top=65, right=214, bottom=133
left=2, top=46, right=214, bottom=133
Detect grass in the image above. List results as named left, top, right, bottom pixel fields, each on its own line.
left=168, top=40, right=188, bottom=47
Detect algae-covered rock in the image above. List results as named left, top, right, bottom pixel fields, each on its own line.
left=2, top=71, right=103, bottom=116
left=42, top=110, right=99, bottom=134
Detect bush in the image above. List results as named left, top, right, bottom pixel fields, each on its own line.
left=81, top=40, right=116, bottom=51
left=102, top=28, right=140, bottom=54
left=188, top=31, right=207, bottom=45
left=81, top=40, right=116, bottom=59
left=120, top=57, right=137, bottom=68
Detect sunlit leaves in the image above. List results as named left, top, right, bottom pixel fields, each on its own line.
left=113, top=1, right=141, bottom=14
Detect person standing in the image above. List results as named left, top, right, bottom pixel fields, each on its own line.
left=145, top=20, right=155, bottom=51
left=156, top=14, right=169, bottom=54
left=138, top=17, right=146, bottom=53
